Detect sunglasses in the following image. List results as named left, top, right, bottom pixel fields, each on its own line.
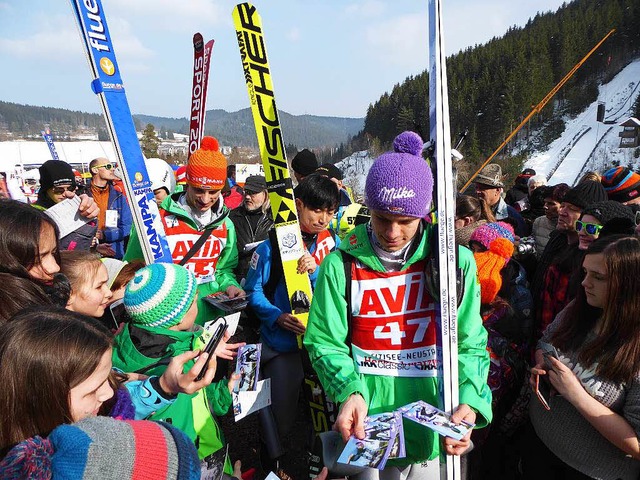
left=94, top=163, right=116, bottom=171
left=52, top=185, right=76, bottom=195
left=575, top=220, right=603, bottom=236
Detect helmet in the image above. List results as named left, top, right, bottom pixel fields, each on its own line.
left=145, top=158, right=176, bottom=195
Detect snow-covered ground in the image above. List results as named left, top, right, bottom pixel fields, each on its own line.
left=525, top=59, right=640, bottom=185
left=336, top=150, right=374, bottom=201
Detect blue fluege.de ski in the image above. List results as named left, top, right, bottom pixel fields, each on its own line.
left=70, top=0, right=172, bottom=264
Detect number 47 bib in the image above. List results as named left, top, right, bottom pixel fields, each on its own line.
left=350, top=260, right=439, bottom=377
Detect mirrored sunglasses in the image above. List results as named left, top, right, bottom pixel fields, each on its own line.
left=95, top=163, right=116, bottom=170
left=52, top=185, right=76, bottom=195
left=575, top=220, right=603, bottom=236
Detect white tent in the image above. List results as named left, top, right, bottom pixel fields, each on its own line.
left=0, top=141, right=117, bottom=174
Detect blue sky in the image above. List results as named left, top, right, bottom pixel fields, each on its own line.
left=0, top=0, right=567, bottom=119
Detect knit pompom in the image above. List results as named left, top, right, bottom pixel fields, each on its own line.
left=393, top=131, right=423, bottom=156
left=200, top=136, right=219, bottom=152
left=489, top=237, right=514, bottom=260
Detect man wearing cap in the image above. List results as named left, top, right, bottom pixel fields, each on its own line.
left=474, top=164, right=528, bottom=237
left=530, top=180, right=608, bottom=341
left=33, top=159, right=100, bottom=252
left=124, top=136, right=244, bottom=326
left=291, top=148, right=318, bottom=183
left=305, top=131, right=492, bottom=478
left=87, top=157, right=132, bottom=259
left=229, top=174, right=273, bottom=283
left=601, top=166, right=640, bottom=207
left=505, top=168, right=535, bottom=206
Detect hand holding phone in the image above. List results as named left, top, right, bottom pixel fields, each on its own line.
left=539, top=341, right=559, bottom=370
left=195, top=319, right=227, bottom=381
left=535, top=374, right=551, bottom=410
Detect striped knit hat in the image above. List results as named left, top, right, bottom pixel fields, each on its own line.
left=186, top=136, right=227, bottom=190
left=124, top=263, right=197, bottom=328
left=601, top=166, right=640, bottom=203
left=469, top=221, right=515, bottom=251
left=0, top=417, right=200, bottom=480
left=51, top=417, right=200, bottom=479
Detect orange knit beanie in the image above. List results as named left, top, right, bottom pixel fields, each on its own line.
left=473, top=238, right=514, bottom=305
left=186, top=136, right=227, bottom=189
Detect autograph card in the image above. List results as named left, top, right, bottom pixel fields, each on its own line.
left=337, top=413, right=398, bottom=469
left=234, top=344, right=261, bottom=393
left=204, top=292, right=249, bottom=313
left=399, top=401, right=474, bottom=441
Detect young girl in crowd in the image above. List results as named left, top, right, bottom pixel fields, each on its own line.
left=0, top=309, right=114, bottom=455
left=454, top=194, right=495, bottom=247
left=0, top=308, right=220, bottom=454
left=0, top=199, right=69, bottom=306
left=524, top=236, right=640, bottom=479
left=60, top=250, right=113, bottom=317
left=0, top=309, right=220, bottom=480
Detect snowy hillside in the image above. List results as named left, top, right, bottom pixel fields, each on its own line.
left=336, top=59, right=640, bottom=195
left=525, top=59, right=640, bottom=185
left=336, top=150, right=374, bottom=201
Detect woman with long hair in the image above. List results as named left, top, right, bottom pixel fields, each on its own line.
left=524, top=235, right=640, bottom=479
left=0, top=308, right=114, bottom=456
left=455, top=195, right=496, bottom=247
left=0, top=198, right=70, bottom=306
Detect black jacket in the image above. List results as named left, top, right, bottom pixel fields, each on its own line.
left=229, top=204, right=274, bottom=282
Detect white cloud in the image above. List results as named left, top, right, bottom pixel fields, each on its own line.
left=0, top=2, right=11, bottom=12
left=108, top=18, right=155, bottom=61
left=287, top=27, right=301, bottom=42
left=0, top=22, right=82, bottom=61
left=109, top=0, right=227, bottom=33
left=344, top=1, right=386, bottom=18
left=365, top=14, right=428, bottom=68
left=0, top=14, right=153, bottom=68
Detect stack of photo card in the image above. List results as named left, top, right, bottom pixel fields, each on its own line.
left=232, top=344, right=271, bottom=421
left=377, top=412, right=405, bottom=460
left=204, top=291, right=250, bottom=313
left=234, top=344, right=261, bottom=393
left=337, top=413, right=400, bottom=470
left=399, top=401, right=474, bottom=441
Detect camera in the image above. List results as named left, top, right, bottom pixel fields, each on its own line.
left=515, top=237, right=536, bottom=258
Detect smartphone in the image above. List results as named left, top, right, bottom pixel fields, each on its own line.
left=539, top=341, right=559, bottom=370
left=535, top=374, right=551, bottom=411
left=101, top=298, right=130, bottom=330
left=195, top=319, right=227, bottom=381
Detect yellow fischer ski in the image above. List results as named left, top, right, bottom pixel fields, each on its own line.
left=233, top=3, right=313, bottom=343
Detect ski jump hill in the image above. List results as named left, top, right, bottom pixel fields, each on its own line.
left=526, top=58, right=640, bottom=186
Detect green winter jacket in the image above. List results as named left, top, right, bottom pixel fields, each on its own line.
left=304, top=223, right=492, bottom=466
left=124, top=193, right=241, bottom=326
left=111, top=323, right=233, bottom=473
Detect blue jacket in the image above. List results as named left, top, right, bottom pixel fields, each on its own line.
left=494, top=197, right=528, bottom=237
left=245, top=231, right=339, bottom=352
left=90, top=183, right=133, bottom=259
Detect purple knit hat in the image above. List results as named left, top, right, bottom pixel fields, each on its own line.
left=365, top=131, right=433, bottom=218
left=469, top=221, right=515, bottom=251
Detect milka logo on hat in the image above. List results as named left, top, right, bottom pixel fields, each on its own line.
left=378, top=186, right=416, bottom=203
